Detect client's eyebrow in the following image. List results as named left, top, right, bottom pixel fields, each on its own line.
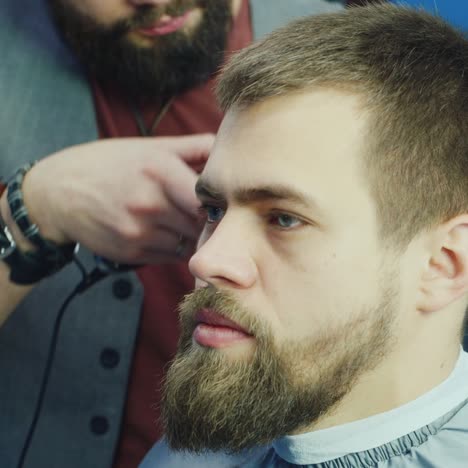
left=195, top=178, right=321, bottom=211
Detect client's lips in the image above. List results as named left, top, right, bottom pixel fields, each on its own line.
left=193, top=308, right=254, bottom=348
left=136, top=11, right=192, bottom=36
left=195, top=308, right=251, bottom=334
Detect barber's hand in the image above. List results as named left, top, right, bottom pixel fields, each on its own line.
left=19, top=134, right=214, bottom=264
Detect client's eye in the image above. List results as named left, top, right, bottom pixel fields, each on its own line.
left=199, top=205, right=225, bottom=224
left=268, top=213, right=303, bottom=230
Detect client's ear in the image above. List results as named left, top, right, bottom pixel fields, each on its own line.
left=418, top=215, right=468, bottom=312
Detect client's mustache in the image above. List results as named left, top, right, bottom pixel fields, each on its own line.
left=178, top=287, right=267, bottom=339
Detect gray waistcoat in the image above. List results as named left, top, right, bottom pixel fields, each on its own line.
left=0, top=1, right=343, bottom=467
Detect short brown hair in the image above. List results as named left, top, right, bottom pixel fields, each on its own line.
left=217, top=3, right=468, bottom=247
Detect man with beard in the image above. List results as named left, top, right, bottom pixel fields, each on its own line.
left=0, top=1, right=346, bottom=467
left=140, top=4, right=468, bottom=467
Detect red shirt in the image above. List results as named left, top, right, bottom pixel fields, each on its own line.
left=92, top=3, right=252, bottom=467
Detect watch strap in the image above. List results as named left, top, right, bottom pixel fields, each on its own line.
left=0, top=216, right=76, bottom=285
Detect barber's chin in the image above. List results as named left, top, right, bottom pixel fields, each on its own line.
left=125, top=32, right=158, bottom=48
left=192, top=323, right=256, bottom=356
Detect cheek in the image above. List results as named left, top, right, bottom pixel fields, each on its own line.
left=76, top=0, right=128, bottom=24
left=260, top=240, right=382, bottom=341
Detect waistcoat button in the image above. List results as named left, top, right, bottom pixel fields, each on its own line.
left=112, top=278, right=133, bottom=300
left=100, top=348, right=120, bottom=369
left=90, top=416, right=109, bottom=435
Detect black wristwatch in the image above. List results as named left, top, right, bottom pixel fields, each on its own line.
left=0, top=214, right=75, bottom=285
left=0, top=166, right=76, bottom=285
left=0, top=222, right=17, bottom=261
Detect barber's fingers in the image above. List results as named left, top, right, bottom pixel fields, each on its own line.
left=147, top=156, right=204, bottom=217
left=152, top=210, right=201, bottom=241
left=158, top=133, right=215, bottom=164
left=130, top=227, right=196, bottom=263
left=127, top=179, right=202, bottom=240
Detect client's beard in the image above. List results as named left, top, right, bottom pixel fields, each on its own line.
left=162, top=286, right=397, bottom=453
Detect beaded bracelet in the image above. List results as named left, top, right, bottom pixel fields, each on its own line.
left=7, top=162, right=48, bottom=249
left=0, top=163, right=76, bottom=284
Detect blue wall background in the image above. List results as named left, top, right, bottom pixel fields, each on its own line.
left=389, top=1, right=468, bottom=31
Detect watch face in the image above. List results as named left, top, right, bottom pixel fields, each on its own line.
left=0, top=225, right=16, bottom=259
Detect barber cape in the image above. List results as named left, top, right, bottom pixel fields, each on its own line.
left=140, top=350, right=468, bottom=467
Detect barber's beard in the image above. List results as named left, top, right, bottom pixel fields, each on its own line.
left=162, top=286, right=397, bottom=453
left=47, top=0, right=232, bottom=101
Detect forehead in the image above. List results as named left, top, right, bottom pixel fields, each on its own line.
left=205, top=89, right=371, bottom=213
